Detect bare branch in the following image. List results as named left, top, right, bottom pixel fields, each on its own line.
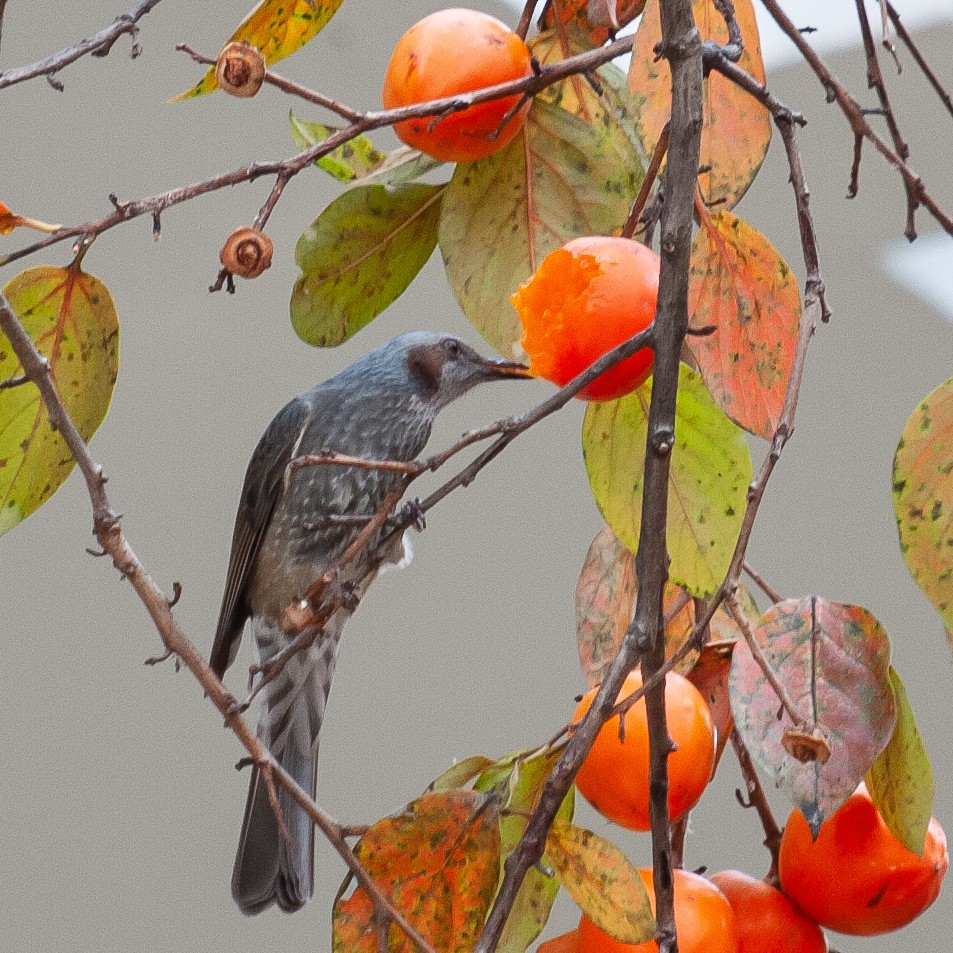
left=730, top=728, right=782, bottom=880
left=472, top=4, right=706, bottom=949
left=885, top=2, right=953, bottom=121
left=0, top=0, right=163, bottom=91
left=759, top=0, right=953, bottom=240
left=1, top=32, right=639, bottom=269
left=852, top=0, right=917, bottom=238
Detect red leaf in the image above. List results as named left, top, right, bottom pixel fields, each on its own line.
left=729, top=597, right=897, bottom=833
left=575, top=525, right=637, bottom=687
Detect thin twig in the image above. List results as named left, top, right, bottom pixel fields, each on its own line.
left=759, top=0, right=953, bottom=240
left=852, top=0, right=917, bottom=238
left=726, top=592, right=803, bottom=727
left=730, top=728, right=782, bottom=881
left=621, top=122, right=670, bottom=240
left=516, top=0, right=538, bottom=40
left=742, top=562, right=782, bottom=604
left=885, top=2, right=953, bottom=121
left=0, top=0, right=163, bottom=91
left=175, top=44, right=362, bottom=122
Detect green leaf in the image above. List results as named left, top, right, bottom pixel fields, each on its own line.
left=289, top=112, right=387, bottom=182
left=291, top=183, right=444, bottom=347
left=333, top=790, right=500, bottom=953
left=0, top=265, right=119, bottom=536
left=893, top=376, right=953, bottom=633
left=439, top=98, right=643, bottom=359
left=473, top=747, right=574, bottom=953
left=545, top=820, right=655, bottom=945
left=428, top=755, right=496, bottom=793
left=729, top=597, right=897, bottom=834
left=582, top=363, right=752, bottom=598
left=866, top=667, right=935, bottom=855
left=173, top=0, right=344, bottom=100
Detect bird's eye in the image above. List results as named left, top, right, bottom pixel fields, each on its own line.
left=445, top=339, right=461, bottom=359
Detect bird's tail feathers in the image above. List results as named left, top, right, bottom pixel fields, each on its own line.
left=231, top=737, right=317, bottom=915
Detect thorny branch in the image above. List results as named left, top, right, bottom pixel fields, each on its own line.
left=0, top=0, right=163, bottom=92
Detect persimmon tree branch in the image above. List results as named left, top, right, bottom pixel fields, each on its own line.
left=759, top=0, right=953, bottom=240
left=0, top=289, right=439, bottom=953
left=0, top=0, right=163, bottom=92
left=1, top=31, right=638, bottom=270
left=885, top=2, right=953, bottom=121
left=852, top=0, right=917, bottom=239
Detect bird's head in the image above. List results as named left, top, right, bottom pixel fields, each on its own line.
left=396, top=332, right=530, bottom=409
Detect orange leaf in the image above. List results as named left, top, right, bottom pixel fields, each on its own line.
left=0, top=201, right=60, bottom=235
left=333, top=790, right=500, bottom=953
left=629, top=0, right=771, bottom=208
left=687, top=207, right=801, bottom=438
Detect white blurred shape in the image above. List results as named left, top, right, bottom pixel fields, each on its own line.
left=884, top=233, right=953, bottom=323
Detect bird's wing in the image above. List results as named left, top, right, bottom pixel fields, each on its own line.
left=210, top=396, right=312, bottom=678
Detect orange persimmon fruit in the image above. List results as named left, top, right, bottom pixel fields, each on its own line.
left=572, top=670, right=715, bottom=831
left=576, top=869, right=738, bottom=953
left=381, top=8, right=533, bottom=162
left=512, top=236, right=659, bottom=401
left=778, top=784, right=948, bottom=936
left=709, top=869, right=828, bottom=953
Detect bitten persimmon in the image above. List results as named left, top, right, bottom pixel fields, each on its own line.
left=577, top=869, right=739, bottom=953
left=381, top=9, right=533, bottom=163
left=512, top=236, right=659, bottom=401
left=709, top=869, right=828, bottom=953
left=572, top=671, right=715, bottom=831
left=778, top=784, right=948, bottom=936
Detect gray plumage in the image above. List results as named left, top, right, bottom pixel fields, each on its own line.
left=210, top=331, right=528, bottom=915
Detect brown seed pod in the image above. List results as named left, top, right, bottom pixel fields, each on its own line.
left=220, top=228, right=274, bottom=279
left=215, top=41, right=266, bottom=98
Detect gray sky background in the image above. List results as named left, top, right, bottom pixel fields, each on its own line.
left=1, top=2, right=951, bottom=951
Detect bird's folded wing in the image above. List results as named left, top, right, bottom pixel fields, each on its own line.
left=209, top=396, right=312, bottom=678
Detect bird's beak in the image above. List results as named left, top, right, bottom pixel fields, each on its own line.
left=478, top=357, right=532, bottom=380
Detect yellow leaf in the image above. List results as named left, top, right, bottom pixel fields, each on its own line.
left=1, top=265, right=119, bottom=535
left=173, top=0, right=344, bottom=100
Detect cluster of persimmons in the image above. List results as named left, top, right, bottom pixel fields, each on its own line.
left=383, top=8, right=947, bottom=952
